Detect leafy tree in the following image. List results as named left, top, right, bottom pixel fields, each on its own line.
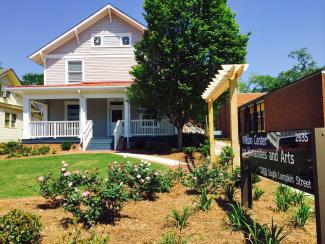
left=22, top=73, right=43, bottom=85
left=128, top=0, right=249, bottom=149
left=239, top=48, right=320, bottom=93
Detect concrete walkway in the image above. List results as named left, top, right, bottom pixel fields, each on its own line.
left=115, top=152, right=185, bottom=167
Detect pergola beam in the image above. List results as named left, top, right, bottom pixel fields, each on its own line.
left=202, top=64, right=249, bottom=165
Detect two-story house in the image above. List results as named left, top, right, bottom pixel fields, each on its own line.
left=0, top=68, right=41, bottom=142
left=8, top=4, right=176, bottom=150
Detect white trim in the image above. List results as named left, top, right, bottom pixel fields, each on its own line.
left=44, top=58, right=47, bottom=85
left=7, top=86, right=130, bottom=93
left=46, top=54, right=134, bottom=59
left=65, top=59, right=85, bottom=84
left=107, top=99, right=110, bottom=137
left=64, top=101, right=80, bottom=121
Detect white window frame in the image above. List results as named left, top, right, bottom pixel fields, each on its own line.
left=64, top=101, right=80, bottom=121
left=65, top=59, right=84, bottom=84
left=91, top=33, right=132, bottom=48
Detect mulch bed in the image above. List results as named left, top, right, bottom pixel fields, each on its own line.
left=0, top=179, right=316, bottom=243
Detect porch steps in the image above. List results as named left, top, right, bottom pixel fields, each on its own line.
left=86, top=138, right=113, bottom=151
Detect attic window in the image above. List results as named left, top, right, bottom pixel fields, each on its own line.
left=122, top=36, right=130, bottom=46
left=93, top=36, right=102, bottom=46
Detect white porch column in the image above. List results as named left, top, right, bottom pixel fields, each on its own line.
left=124, top=97, right=130, bottom=148
left=42, top=105, right=48, bottom=121
left=22, top=97, right=31, bottom=139
left=79, top=97, right=87, bottom=138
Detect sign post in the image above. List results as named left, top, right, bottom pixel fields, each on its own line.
left=240, top=128, right=324, bottom=244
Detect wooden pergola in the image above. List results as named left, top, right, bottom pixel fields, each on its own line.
left=202, top=64, right=249, bottom=165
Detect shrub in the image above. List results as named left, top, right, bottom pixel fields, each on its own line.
left=61, top=141, right=72, bottom=151
left=169, top=206, right=192, bottom=230
left=253, top=187, right=265, bottom=201
left=1, top=141, right=22, bottom=155
left=293, top=202, right=313, bottom=227
left=227, top=202, right=249, bottom=231
left=195, top=188, right=214, bottom=211
left=166, top=165, right=186, bottom=183
left=183, top=160, right=224, bottom=193
left=107, top=159, right=172, bottom=200
left=0, top=209, right=42, bottom=243
left=220, top=145, right=234, bottom=166
left=63, top=182, right=128, bottom=227
left=38, top=145, right=50, bottom=155
left=183, top=147, right=196, bottom=159
left=39, top=161, right=101, bottom=203
left=198, top=140, right=210, bottom=158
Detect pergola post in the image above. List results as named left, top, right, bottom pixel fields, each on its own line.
left=229, top=79, right=240, bottom=166
left=208, top=99, right=216, bottom=163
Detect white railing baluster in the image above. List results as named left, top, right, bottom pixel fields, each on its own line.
left=29, top=121, right=81, bottom=139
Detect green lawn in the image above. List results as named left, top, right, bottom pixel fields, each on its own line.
left=0, top=153, right=167, bottom=199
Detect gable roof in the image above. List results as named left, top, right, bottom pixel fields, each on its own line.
left=29, top=3, right=147, bottom=66
left=0, top=68, right=21, bottom=86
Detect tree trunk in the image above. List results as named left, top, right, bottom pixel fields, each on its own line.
left=177, top=127, right=183, bottom=151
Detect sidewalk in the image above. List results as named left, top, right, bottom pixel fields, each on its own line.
left=115, top=152, right=185, bottom=167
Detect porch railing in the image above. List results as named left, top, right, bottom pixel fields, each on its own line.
left=130, top=119, right=176, bottom=136
left=29, top=121, right=80, bottom=138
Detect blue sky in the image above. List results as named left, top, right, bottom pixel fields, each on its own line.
left=0, top=0, right=324, bottom=81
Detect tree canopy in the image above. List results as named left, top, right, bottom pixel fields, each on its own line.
left=128, top=0, right=249, bottom=149
left=240, top=48, right=320, bottom=93
left=22, top=73, right=44, bottom=85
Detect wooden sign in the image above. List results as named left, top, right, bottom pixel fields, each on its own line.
left=240, top=128, right=325, bottom=244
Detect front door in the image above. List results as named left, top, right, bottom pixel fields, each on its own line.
left=87, top=99, right=108, bottom=138
left=110, top=105, right=124, bottom=135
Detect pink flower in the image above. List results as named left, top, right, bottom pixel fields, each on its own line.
left=82, top=191, right=90, bottom=197
left=61, top=168, right=66, bottom=172
left=63, top=163, right=68, bottom=167
left=38, top=176, right=44, bottom=182
left=63, top=172, right=70, bottom=177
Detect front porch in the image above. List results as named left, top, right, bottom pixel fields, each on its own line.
left=22, top=97, right=176, bottom=151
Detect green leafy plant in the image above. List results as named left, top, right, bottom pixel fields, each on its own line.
left=275, top=185, right=293, bottom=212
left=0, top=209, right=42, bottom=243
left=222, top=182, right=238, bottom=202
left=262, top=219, right=289, bottom=243
left=198, top=140, right=210, bottom=158
left=293, top=202, right=313, bottom=227
left=253, top=186, right=265, bottom=201
left=291, top=191, right=305, bottom=206
left=160, top=231, right=189, bottom=244
left=183, top=147, right=196, bottom=160
left=61, top=141, right=72, bottom=151
left=0, top=141, right=22, bottom=154
left=227, top=202, right=249, bottom=231
left=244, top=221, right=264, bottom=244
left=195, top=188, right=214, bottom=211
left=220, top=145, right=234, bottom=166
left=169, top=206, right=192, bottom=231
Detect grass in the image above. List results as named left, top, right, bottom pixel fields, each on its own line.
left=0, top=153, right=167, bottom=199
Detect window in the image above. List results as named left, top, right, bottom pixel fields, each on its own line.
left=66, top=104, right=80, bottom=121
left=256, top=102, right=265, bottom=132
left=248, top=105, right=255, bottom=133
left=67, top=60, right=83, bottom=83
left=93, top=36, right=102, bottom=46
left=112, top=110, right=123, bottom=122
left=4, top=113, right=10, bottom=128
left=11, top=114, right=17, bottom=128
left=92, top=34, right=131, bottom=47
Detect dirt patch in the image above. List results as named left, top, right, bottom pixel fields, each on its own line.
left=0, top=179, right=316, bottom=243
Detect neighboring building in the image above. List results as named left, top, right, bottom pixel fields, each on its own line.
left=0, top=68, right=40, bottom=142
left=216, top=93, right=266, bottom=138
left=8, top=4, right=176, bottom=150
left=239, top=69, right=325, bottom=134
left=217, top=69, right=325, bottom=138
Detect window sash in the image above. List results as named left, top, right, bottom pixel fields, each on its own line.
left=67, top=61, right=83, bottom=83
left=5, top=113, right=10, bottom=128
left=11, top=114, right=16, bottom=128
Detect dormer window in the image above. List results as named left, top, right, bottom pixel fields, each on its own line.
left=93, top=36, right=102, bottom=46
left=92, top=33, right=132, bottom=47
